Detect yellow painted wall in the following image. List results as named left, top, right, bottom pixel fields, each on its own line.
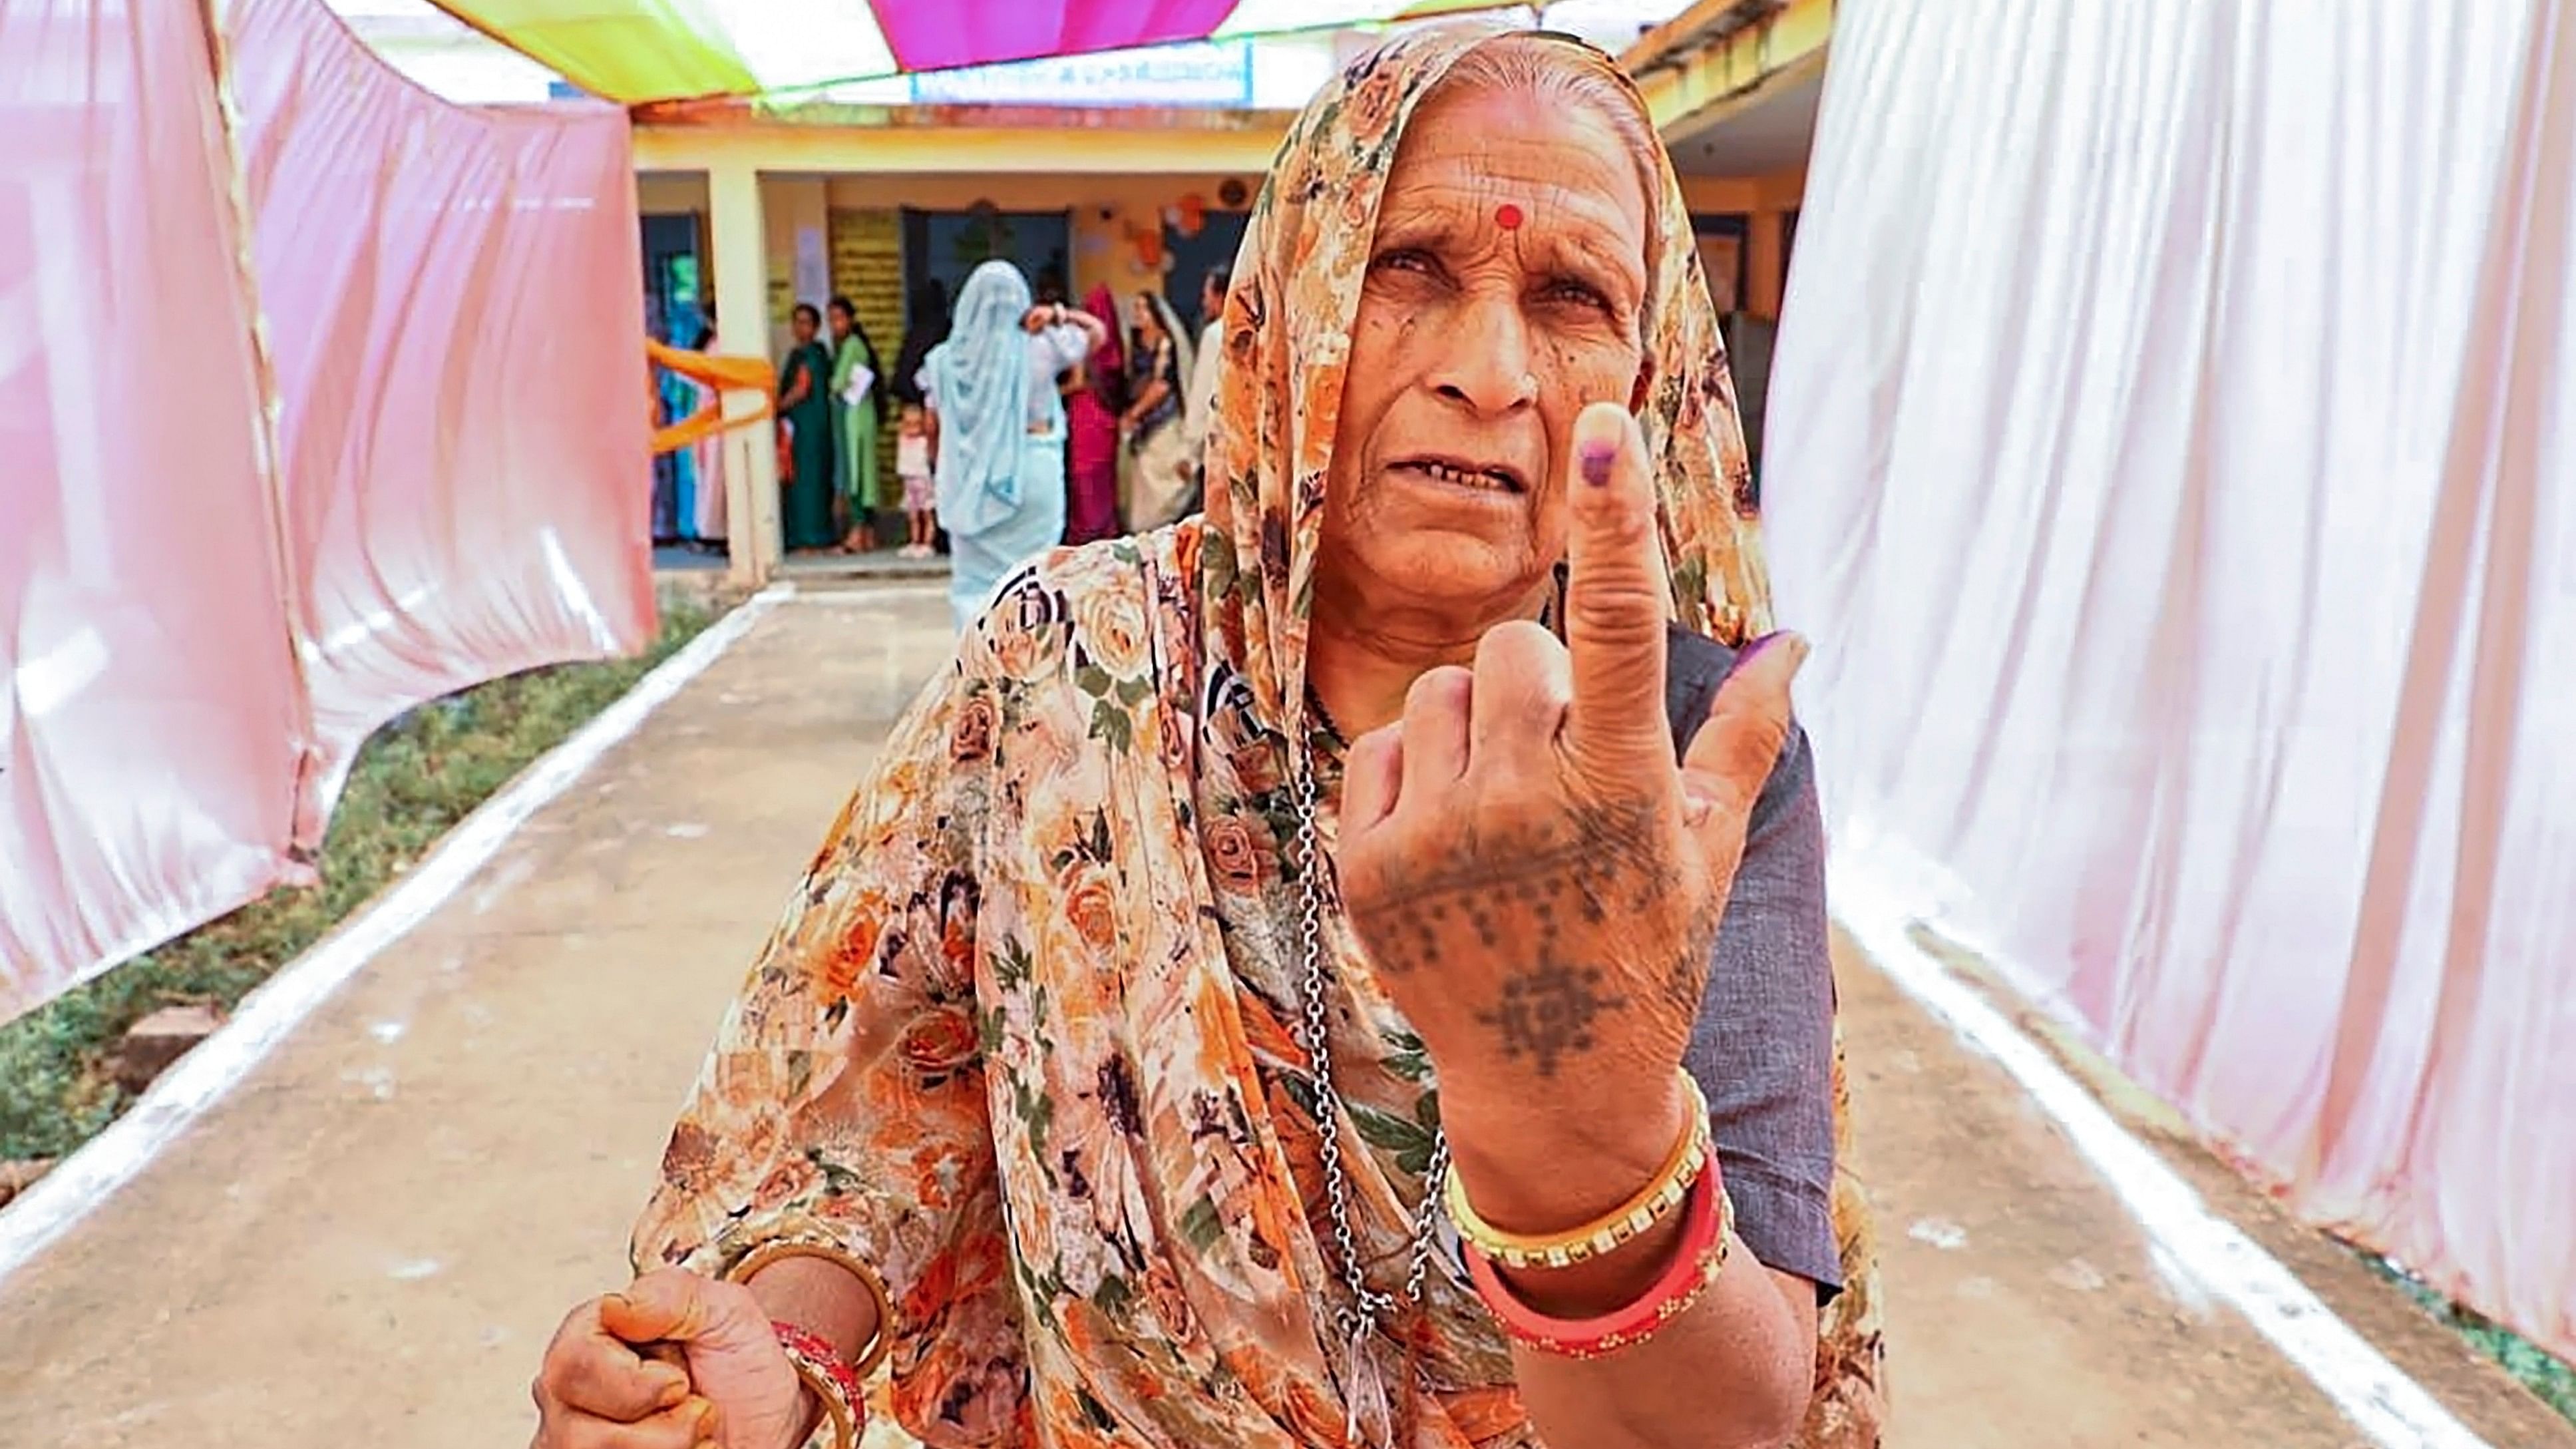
left=1678, top=176, right=1759, bottom=212
left=630, top=167, right=1263, bottom=358
left=638, top=173, right=710, bottom=214
left=821, top=173, right=1254, bottom=303
left=632, top=160, right=1807, bottom=353
left=1676, top=168, right=1807, bottom=320
left=761, top=176, right=831, bottom=356
left=636, top=122, right=1288, bottom=179
left=828, top=208, right=906, bottom=510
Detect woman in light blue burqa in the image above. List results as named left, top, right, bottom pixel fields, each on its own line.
left=918, top=260, right=1107, bottom=631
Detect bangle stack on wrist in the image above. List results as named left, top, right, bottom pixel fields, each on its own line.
left=1463, top=1153, right=1735, bottom=1360
left=1443, top=1071, right=1711, bottom=1271
left=724, top=1237, right=893, bottom=1449
left=1446, top=1068, right=1736, bottom=1359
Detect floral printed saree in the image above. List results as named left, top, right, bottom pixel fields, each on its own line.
left=634, top=23, right=1883, bottom=1449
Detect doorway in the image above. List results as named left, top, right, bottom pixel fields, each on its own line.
left=640, top=212, right=709, bottom=546
left=902, top=208, right=1073, bottom=313
left=1163, top=210, right=1250, bottom=333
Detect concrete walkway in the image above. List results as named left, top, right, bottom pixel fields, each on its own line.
left=0, top=587, right=2565, bottom=1449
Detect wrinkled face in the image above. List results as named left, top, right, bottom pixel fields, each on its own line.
left=1319, top=80, right=1651, bottom=630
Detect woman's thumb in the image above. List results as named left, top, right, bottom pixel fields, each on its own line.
left=599, top=1269, right=720, bottom=1346
left=1678, top=632, right=1806, bottom=833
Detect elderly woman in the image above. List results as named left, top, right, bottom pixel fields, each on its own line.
left=918, top=260, right=1109, bottom=631
left=532, top=25, right=1881, bottom=1449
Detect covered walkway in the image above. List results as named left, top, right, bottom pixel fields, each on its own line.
left=0, top=588, right=2561, bottom=1449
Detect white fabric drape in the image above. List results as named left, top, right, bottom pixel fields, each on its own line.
left=1769, top=0, right=2574, bottom=1358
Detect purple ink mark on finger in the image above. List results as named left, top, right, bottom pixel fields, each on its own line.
left=1580, top=440, right=1617, bottom=487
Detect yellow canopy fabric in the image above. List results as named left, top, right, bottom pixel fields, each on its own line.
left=435, top=1, right=760, bottom=102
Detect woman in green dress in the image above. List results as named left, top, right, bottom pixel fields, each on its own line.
left=827, top=295, right=886, bottom=553
left=777, top=302, right=838, bottom=551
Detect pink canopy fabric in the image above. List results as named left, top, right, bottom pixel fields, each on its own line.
left=0, top=0, right=310, bottom=1015
left=226, top=0, right=657, bottom=828
left=1, top=0, right=656, bottom=1026
left=1770, top=0, right=2576, bottom=1360
left=425, top=0, right=1510, bottom=104
left=878, top=0, right=1244, bottom=72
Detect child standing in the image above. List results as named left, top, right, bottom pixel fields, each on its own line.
left=895, top=402, right=938, bottom=559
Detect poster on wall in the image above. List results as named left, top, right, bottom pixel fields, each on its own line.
left=793, top=225, right=830, bottom=311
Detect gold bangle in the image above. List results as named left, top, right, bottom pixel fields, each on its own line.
left=725, top=1238, right=896, bottom=1381
left=1443, top=1070, right=1711, bottom=1271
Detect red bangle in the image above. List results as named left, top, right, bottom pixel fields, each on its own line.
left=772, top=1320, right=863, bottom=1449
left=1462, top=1151, right=1734, bottom=1360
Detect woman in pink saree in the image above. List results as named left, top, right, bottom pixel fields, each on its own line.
left=1062, top=284, right=1127, bottom=543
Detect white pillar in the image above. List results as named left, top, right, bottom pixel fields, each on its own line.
left=707, top=159, right=779, bottom=588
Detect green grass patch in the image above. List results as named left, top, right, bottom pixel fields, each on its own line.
left=2361, top=1251, right=2576, bottom=1425
left=0, top=592, right=723, bottom=1163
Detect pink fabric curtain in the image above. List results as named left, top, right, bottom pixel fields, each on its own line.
left=1, top=0, right=656, bottom=1026
left=224, top=0, right=657, bottom=829
left=0, top=0, right=310, bottom=1014
left=1771, top=0, right=2575, bottom=1358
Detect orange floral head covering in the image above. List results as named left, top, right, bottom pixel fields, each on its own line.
left=1196, top=21, right=1773, bottom=742
left=632, top=28, right=1880, bottom=1449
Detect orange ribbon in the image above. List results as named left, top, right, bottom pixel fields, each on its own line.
left=647, top=339, right=777, bottom=455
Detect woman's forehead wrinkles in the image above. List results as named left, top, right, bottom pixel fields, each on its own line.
left=1380, top=182, right=1636, bottom=273
left=1387, top=167, right=1623, bottom=231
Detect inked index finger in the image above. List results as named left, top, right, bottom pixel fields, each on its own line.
left=1560, top=401, right=1675, bottom=774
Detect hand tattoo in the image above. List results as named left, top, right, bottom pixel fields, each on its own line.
left=1346, top=801, right=1690, bottom=1073
left=1479, top=960, right=1620, bottom=1078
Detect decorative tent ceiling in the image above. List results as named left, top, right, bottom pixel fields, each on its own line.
left=427, top=0, right=1518, bottom=104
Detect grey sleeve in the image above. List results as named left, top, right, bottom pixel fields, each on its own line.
left=1665, top=630, right=1842, bottom=1296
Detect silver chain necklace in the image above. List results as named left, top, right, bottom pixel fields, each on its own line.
left=1288, top=756, right=1451, bottom=1447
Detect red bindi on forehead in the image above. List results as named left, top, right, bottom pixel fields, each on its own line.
left=1495, top=202, right=1525, bottom=231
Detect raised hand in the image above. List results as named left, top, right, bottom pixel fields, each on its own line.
left=1336, top=401, right=1805, bottom=1214
left=532, top=1269, right=809, bottom=1449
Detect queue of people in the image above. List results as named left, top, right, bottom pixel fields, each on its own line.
left=657, top=262, right=1228, bottom=588
left=769, top=260, right=1235, bottom=627
left=769, top=296, right=895, bottom=556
